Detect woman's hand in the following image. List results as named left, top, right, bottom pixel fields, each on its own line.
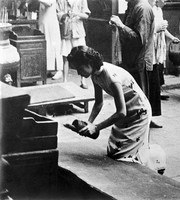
left=156, top=20, right=168, bottom=32
left=172, top=37, right=180, bottom=43
left=71, top=12, right=89, bottom=20
left=79, top=123, right=99, bottom=139
left=79, top=123, right=97, bottom=135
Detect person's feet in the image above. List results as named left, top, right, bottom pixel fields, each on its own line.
left=52, top=70, right=63, bottom=80
left=150, top=121, right=163, bottom=128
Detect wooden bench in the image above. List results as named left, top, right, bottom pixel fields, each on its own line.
left=22, top=82, right=95, bottom=115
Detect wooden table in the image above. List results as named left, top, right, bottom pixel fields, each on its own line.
left=24, top=82, right=95, bottom=115
left=10, top=25, right=47, bottom=86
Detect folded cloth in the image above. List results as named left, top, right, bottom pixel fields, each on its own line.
left=64, top=119, right=99, bottom=139
left=147, top=144, right=166, bottom=173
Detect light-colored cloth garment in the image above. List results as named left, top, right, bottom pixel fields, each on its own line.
left=61, top=37, right=86, bottom=57
left=153, top=6, right=166, bottom=65
left=92, top=62, right=152, bottom=166
left=56, top=0, right=90, bottom=56
left=92, top=62, right=166, bottom=172
left=39, top=0, right=63, bottom=71
left=114, top=27, right=122, bottom=65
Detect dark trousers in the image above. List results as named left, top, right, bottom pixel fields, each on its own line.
left=158, top=63, right=165, bottom=86
left=148, top=64, right=161, bottom=116
left=131, top=67, right=149, bottom=98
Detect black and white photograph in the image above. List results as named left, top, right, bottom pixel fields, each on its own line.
left=1, top=0, right=180, bottom=199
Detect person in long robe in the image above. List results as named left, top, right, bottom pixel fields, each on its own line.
left=110, top=0, right=155, bottom=99
left=38, top=0, right=63, bottom=79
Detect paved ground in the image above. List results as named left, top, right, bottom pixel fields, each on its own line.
left=46, top=69, right=180, bottom=182
left=150, top=88, right=180, bottom=182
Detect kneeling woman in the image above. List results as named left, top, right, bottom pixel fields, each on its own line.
left=67, top=46, right=153, bottom=169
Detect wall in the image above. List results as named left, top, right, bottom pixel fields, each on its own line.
left=85, top=0, right=118, bottom=63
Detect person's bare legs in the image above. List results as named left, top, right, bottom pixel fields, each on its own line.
left=63, top=56, right=88, bottom=88
left=52, top=58, right=63, bottom=80
left=63, top=57, right=69, bottom=82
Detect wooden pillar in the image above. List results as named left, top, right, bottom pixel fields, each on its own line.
left=86, top=0, right=119, bottom=64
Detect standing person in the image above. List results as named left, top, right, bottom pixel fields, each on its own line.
left=148, top=0, right=180, bottom=128
left=110, top=0, right=155, bottom=98
left=66, top=46, right=166, bottom=173
left=150, top=0, right=180, bottom=100
left=56, top=0, right=90, bottom=89
left=38, top=0, right=63, bottom=79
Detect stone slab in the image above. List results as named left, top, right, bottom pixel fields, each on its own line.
left=58, top=136, right=180, bottom=200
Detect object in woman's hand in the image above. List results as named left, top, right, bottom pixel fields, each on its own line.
left=60, top=15, right=72, bottom=39
left=169, top=41, right=180, bottom=66
left=64, top=119, right=99, bottom=139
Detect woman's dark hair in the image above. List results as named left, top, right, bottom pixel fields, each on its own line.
left=67, top=46, right=103, bottom=71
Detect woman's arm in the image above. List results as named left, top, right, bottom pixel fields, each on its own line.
left=95, top=82, right=126, bottom=132
left=79, top=82, right=127, bottom=136
left=72, top=12, right=89, bottom=20
left=109, top=15, right=142, bottom=48
left=165, top=29, right=180, bottom=42
left=88, top=82, right=103, bottom=123
left=72, top=0, right=90, bottom=20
